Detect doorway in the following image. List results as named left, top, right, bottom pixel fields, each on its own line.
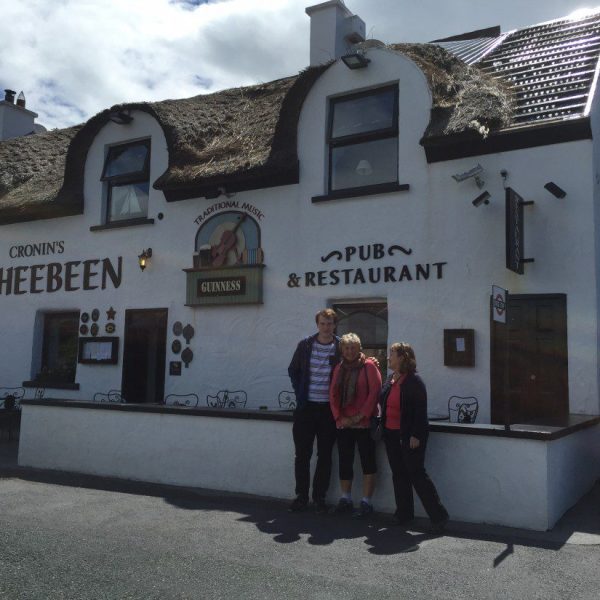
left=122, top=308, right=168, bottom=404
left=491, top=294, right=568, bottom=425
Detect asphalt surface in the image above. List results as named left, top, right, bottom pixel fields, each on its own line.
left=1, top=441, right=600, bottom=600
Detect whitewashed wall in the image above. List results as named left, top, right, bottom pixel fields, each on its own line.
left=0, top=47, right=599, bottom=418
left=18, top=404, right=600, bottom=530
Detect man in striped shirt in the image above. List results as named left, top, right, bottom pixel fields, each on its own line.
left=288, top=309, right=341, bottom=513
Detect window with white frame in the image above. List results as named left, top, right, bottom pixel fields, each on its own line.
left=328, top=86, right=398, bottom=193
left=101, top=140, right=150, bottom=223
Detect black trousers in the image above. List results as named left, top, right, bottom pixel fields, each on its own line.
left=336, top=428, right=377, bottom=480
left=384, top=429, right=448, bottom=523
left=292, top=402, right=337, bottom=502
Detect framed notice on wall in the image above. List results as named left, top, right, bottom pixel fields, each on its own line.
left=444, top=329, right=475, bottom=367
left=78, top=337, right=119, bottom=364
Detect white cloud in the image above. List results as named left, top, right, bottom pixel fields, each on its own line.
left=0, top=0, right=595, bottom=130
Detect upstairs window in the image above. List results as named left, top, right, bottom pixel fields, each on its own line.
left=101, top=140, right=150, bottom=223
left=328, top=86, right=398, bottom=193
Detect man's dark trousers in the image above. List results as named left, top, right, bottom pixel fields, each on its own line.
left=292, top=401, right=337, bottom=503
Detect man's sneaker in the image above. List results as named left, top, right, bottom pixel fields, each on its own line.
left=353, top=500, right=374, bottom=519
left=333, top=497, right=354, bottom=515
left=288, top=497, right=308, bottom=512
left=313, top=500, right=329, bottom=515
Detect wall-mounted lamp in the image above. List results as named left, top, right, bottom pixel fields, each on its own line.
left=544, top=182, right=567, bottom=198
left=109, top=110, right=133, bottom=125
left=138, top=248, right=152, bottom=271
left=472, top=191, right=491, bottom=207
left=341, top=52, right=370, bottom=70
left=452, top=164, right=485, bottom=189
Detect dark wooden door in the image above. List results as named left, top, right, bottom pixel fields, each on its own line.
left=122, top=309, right=168, bottom=404
left=491, top=294, right=568, bottom=424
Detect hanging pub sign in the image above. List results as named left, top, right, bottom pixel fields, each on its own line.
left=185, top=208, right=265, bottom=306
left=505, top=187, right=534, bottom=274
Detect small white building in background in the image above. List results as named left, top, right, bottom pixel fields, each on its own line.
left=1, top=1, right=600, bottom=529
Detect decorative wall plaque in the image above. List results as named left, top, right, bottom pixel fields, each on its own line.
left=81, top=312, right=89, bottom=323
left=91, top=308, right=100, bottom=322
left=171, top=339, right=182, bottom=354
left=90, top=323, right=99, bottom=337
left=105, top=323, right=116, bottom=334
left=79, top=324, right=89, bottom=335
left=173, top=321, right=183, bottom=336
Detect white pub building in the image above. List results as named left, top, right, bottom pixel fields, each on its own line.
left=1, top=1, right=600, bottom=530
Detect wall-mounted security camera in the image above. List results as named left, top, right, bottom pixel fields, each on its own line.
left=452, top=164, right=485, bottom=188
left=472, top=191, right=491, bottom=207
left=544, top=182, right=566, bottom=198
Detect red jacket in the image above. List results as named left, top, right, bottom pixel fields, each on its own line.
left=329, top=360, right=382, bottom=428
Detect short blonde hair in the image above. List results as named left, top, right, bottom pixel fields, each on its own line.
left=391, top=342, right=417, bottom=373
left=340, top=332, right=361, bottom=347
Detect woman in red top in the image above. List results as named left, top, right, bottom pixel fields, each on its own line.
left=329, top=333, right=382, bottom=518
left=382, top=342, right=448, bottom=532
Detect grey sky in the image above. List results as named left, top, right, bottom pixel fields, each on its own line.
left=0, top=0, right=597, bottom=130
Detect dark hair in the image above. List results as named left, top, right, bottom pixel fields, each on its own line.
left=315, top=308, right=337, bottom=325
left=390, top=342, right=417, bottom=373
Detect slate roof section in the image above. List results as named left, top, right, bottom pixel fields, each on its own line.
left=476, top=13, right=600, bottom=126
left=435, top=35, right=509, bottom=65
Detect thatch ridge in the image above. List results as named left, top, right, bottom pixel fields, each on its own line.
left=0, top=125, right=82, bottom=223
left=387, top=43, right=514, bottom=138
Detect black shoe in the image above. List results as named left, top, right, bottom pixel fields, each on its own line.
left=313, top=500, right=329, bottom=514
left=430, top=515, right=449, bottom=534
left=333, top=497, right=354, bottom=515
left=288, top=497, right=308, bottom=512
left=353, top=500, right=374, bottom=519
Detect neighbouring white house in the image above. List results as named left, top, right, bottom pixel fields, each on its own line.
left=1, top=1, right=599, bottom=530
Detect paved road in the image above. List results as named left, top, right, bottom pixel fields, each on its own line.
left=1, top=468, right=599, bottom=600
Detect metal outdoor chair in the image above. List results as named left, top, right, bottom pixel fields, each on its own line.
left=93, top=389, right=125, bottom=403
left=278, top=391, right=297, bottom=410
left=0, top=387, right=26, bottom=440
left=164, top=393, right=199, bottom=408
left=206, top=390, right=247, bottom=409
left=448, top=396, right=479, bottom=424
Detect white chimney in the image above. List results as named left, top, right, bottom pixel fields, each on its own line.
left=0, top=88, right=39, bottom=141
left=305, top=0, right=366, bottom=67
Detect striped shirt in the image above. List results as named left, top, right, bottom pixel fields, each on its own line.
left=308, top=340, right=336, bottom=403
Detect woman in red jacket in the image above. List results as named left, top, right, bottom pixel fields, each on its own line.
left=329, top=333, right=382, bottom=518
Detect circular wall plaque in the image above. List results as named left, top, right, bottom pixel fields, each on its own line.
left=91, top=309, right=100, bottom=322
left=173, top=321, right=183, bottom=336
left=81, top=312, right=89, bottom=323
left=105, top=323, right=116, bottom=334
left=183, top=324, right=195, bottom=344
left=90, top=323, right=99, bottom=337
left=79, top=324, right=89, bottom=335
left=171, top=339, right=182, bottom=354
left=181, top=347, right=193, bottom=368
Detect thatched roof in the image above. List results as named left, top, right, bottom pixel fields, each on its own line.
left=0, top=126, right=82, bottom=224
left=2, top=19, right=595, bottom=224
left=387, top=43, right=513, bottom=138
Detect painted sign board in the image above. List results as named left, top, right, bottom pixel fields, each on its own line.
left=492, top=285, right=507, bottom=324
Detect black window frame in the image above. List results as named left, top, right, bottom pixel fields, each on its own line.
left=101, top=139, right=151, bottom=225
left=327, top=85, right=399, bottom=195
left=38, top=311, right=80, bottom=385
